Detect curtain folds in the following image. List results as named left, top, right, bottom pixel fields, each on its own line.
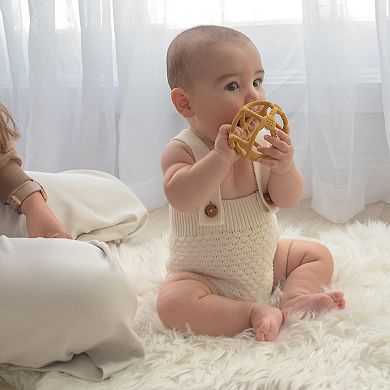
left=0, top=0, right=389, bottom=217
left=303, top=0, right=364, bottom=221
left=302, top=0, right=390, bottom=222
left=376, top=0, right=390, bottom=150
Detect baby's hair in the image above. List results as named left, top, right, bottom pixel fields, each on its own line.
left=167, top=25, right=252, bottom=90
left=0, top=103, right=19, bottom=154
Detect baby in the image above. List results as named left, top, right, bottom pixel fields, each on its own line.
left=157, top=25, right=345, bottom=342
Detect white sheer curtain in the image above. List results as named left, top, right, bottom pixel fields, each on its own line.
left=303, top=0, right=390, bottom=222
left=376, top=0, right=390, bottom=156
left=1, top=0, right=389, bottom=219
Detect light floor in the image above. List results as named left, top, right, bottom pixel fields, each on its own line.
left=2, top=199, right=390, bottom=390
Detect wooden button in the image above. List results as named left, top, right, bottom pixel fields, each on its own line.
left=263, top=192, right=273, bottom=205
left=205, top=202, right=218, bottom=217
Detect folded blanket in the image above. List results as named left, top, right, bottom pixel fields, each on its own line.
left=0, top=170, right=148, bottom=242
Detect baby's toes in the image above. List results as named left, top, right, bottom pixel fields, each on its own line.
left=255, top=320, right=276, bottom=342
left=327, top=291, right=346, bottom=310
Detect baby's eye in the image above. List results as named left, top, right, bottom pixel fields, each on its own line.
left=253, top=78, right=263, bottom=88
left=226, top=82, right=239, bottom=91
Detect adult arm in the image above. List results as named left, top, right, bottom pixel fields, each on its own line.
left=0, top=147, right=31, bottom=203
left=0, top=147, right=71, bottom=238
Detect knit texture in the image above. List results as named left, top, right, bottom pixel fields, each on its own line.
left=166, top=129, right=280, bottom=303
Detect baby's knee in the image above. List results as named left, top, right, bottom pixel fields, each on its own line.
left=156, top=285, right=181, bottom=327
left=157, top=281, right=202, bottom=329
left=309, top=241, right=334, bottom=270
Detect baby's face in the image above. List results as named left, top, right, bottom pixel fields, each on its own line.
left=186, top=41, right=265, bottom=141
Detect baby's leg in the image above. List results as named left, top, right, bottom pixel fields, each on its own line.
left=157, top=272, right=283, bottom=341
left=273, top=239, right=346, bottom=318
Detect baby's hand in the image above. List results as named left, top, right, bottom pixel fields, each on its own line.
left=21, top=192, right=72, bottom=239
left=256, top=129, right=294, bottom=174
left=214, top=124, right=242, bottom=164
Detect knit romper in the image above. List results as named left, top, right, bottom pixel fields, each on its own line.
left=166, top=129, right=281, bottom=303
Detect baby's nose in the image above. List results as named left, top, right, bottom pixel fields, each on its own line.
left=245, top=88, right=264, bottom=104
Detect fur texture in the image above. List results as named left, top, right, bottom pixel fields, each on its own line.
left=1, top=221, right=390, bottom=389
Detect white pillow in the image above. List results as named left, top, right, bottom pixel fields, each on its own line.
left=0, top=170, right=148, bottom=242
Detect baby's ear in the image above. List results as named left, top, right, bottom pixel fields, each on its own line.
left=171, top=88, right=193, bottom=118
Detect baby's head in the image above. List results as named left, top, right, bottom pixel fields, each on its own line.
left=167, top=25, right=265, bottom=140
left=167, top=25, right=253, bottom=91
left=0, top=103, right=19, bottom=154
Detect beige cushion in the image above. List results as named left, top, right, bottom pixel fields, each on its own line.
left=0, top=170, right=148, bottom=242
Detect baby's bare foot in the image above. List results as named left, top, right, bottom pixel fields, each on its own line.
left=327, top=291, right=346, bottom=310
left=250, top=304, right=283, bottom=342
left=282, top=291, right=345, bottom=318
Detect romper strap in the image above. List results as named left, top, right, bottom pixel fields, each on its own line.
left=252, top=162, right=279, bottom=213
left=173, top=129, right=224, bottom=226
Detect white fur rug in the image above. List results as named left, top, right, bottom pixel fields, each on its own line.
left=1, top=221, right=390, bottom=389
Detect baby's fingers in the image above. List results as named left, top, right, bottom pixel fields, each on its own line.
left=233, top=126, right=243, bottom=137
left=220, top=124, right=243, bottom=138
left=257, top=146, right=283, bottom=160
left=264, top=135, right=290, bottom=153
left=218, top=124, right=231, bottom=138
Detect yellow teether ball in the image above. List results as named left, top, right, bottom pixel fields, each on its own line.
left=228, top=100, right=290, bottom=160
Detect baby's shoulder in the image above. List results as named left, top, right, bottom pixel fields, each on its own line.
left=161, top=139, right=195, bottom=171
left=163, top=138, right=194, bottom=157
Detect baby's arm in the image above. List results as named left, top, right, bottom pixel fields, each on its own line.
left=162, top=125, right=239, bottom=211
left=257, top=129, right=303, bottom=208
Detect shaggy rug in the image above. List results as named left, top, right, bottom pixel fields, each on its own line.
left=1, top=221, right=390, bottom=389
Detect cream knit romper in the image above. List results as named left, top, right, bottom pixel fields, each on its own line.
left=166, top=129, right=281, bottom=303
